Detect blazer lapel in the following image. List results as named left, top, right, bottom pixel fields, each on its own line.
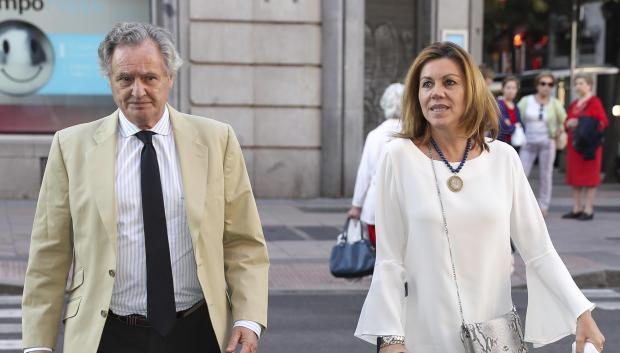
left=87, top=112, right=119, bottom=248
left=169, top=105, right=208, bottom=244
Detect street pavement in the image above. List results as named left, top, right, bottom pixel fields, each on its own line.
left=0, top=169, right=619, bottom=351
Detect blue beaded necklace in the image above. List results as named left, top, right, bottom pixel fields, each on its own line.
left=430, top=137, right=472, bottom=192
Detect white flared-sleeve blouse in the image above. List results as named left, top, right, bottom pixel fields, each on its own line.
left=355, top=138, right=593, bottom=353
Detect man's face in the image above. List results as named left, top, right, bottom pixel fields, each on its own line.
left=109, top=40, right=173, bottom=128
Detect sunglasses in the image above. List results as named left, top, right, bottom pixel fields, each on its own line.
left=538, top=103, right=544, bottom=120
left=538, top=81, right=554, bottom=87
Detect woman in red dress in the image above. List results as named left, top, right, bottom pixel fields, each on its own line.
left=562, top=74, right=609, bottom=220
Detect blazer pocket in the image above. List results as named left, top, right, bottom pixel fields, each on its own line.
left=67, top=267, right=84, bottom=293
left=63, top=296, right=82, bottom=322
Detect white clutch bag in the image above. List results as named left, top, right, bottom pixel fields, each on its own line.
left=572, top=341, right=601, bottom=353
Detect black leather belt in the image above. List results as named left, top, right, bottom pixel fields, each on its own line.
left=108, top=299, right=206, bottom=327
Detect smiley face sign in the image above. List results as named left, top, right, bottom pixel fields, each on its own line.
left=0, top=20, right=54, bottom=96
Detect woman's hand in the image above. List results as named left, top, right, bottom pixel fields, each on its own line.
left=347, top=206, right=362, bottom=220
left=575, top=310, right=605, bottom=353
left=567, top=119, right=579, bottom=129
left=379, top=343, right=410, bottom=353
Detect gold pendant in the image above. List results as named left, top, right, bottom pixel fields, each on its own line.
left=447, top=175, right=463, bottom=192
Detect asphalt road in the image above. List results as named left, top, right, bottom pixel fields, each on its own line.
left=260, top=289, right=620, bottom=353
left=3, top=289, right=618, bottom=353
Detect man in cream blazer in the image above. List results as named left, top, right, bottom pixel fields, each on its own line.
left=22, top=23, right=268, bottom=353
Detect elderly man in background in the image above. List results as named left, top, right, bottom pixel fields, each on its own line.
left=21, top=22, right=269, bottom=353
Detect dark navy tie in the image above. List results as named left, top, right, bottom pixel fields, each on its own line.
left=135, top=131, right=176, bottom=336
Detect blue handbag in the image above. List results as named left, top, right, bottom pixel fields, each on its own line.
left=329, top=218, right=375, bottom=278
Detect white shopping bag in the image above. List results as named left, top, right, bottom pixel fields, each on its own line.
left=511, top=123, right=526, bottom=147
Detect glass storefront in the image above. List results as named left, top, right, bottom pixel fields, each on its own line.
left=0, top=0, right=151, bottom=133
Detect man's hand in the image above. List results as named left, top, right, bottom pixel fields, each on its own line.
left=226, top=326, right=259, bottom=353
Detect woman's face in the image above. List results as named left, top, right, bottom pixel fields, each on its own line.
left=575, top=78, right=591, bottom=98
left=418, top=58, right=466, bottom=134
left=502, top=80, right=518, bottom=102
left=536, top=75, right=554, bottom=97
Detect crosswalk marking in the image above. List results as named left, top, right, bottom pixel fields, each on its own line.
left=0, top=296, right=21, bottom=306
left=581, top=288, right=620, bottom=299
left=0, top=341, right=20, bottom=350
left=0, top=296, right=21, bottom=352
left=0, top=324, right=20, bottom=333
left=595, top=301, right=620, bottom=310
left=0, top=309, right=21, bottom=319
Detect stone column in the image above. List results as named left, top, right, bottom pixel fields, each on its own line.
left=180, top=1, right=322, bottom=198
left=320, top=0, right=344, bottom=196
left=342, top=1, right=365, bottom=196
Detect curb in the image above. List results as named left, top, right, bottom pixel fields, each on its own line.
left=2, top=270, right=618, bottom=295
left=512, top=270, right=620, bottom=290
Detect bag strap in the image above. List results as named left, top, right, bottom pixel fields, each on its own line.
left=428, top=144, right=467, bottom=326
left=341, top=217, right=366, bottom=242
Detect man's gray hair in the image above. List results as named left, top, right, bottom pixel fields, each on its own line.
left=98, top=22, right=183, bottom=78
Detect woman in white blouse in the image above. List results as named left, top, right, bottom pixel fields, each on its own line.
left=354, top=42, right=604, bottom=353
left=348, top=83, right=404, bottom=247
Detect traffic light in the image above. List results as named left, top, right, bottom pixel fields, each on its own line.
left=513, top=33, right=524, bottom=47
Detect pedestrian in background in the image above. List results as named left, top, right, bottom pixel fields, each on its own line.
left=354, top=42, right=604, bottom=353
left=497, top=75, right=524, bottom=149
left=348, top=83, right=404, bottom=247
left=21, top=23, right=269, bottom=353
left=517, top=71, right=567, bottom=217
left=479, top=64, right=495, bottom=86
left=562, top=74, right=609, bottom=221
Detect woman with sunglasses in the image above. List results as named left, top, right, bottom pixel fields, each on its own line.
left=517, top=71, right=567, bottom=217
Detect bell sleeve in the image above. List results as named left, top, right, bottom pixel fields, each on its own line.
left=508, top=149, right=594, bottom=347
left=355, top=147, right=408, bottom=344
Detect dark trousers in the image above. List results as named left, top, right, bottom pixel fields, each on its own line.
left=97, top=303, right=219, bottom=353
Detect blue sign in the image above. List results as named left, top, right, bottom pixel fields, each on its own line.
left=38, top=33, right=110, bottom=95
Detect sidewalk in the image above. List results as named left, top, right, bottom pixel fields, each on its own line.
left=1, top=178, right=619, bottom=294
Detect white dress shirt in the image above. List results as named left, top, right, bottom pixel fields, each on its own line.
left=24, top=108, right=259, bottom=353
left=355, top=139, right=593, bottom=352
left=351, top=119, right=401, bottom=224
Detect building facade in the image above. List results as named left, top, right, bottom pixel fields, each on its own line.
left=0, top=0, right=484, bottom=198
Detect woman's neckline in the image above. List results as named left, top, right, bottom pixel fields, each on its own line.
left=577, top=94, right=592, bottom=106
left=407, top=138, right=488, bottom=164
left=534, top=94, right=550, bottom=105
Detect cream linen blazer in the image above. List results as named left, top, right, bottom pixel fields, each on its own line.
left=21, top=105, right=269, bottom=353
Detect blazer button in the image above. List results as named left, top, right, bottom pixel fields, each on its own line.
left=101, top=310, right=108, bottom=318
left=109, top=270, right=116, bottom=277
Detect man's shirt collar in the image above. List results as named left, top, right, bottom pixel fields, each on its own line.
left=118, top=106, right=171, bottom=138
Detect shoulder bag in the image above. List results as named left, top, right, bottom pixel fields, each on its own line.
left=329, top=218, right=375, bottom=278
left=428, top=145, right=528, bottom=353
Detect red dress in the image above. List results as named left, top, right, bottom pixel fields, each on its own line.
left=565, top=96, right=609, bottom=186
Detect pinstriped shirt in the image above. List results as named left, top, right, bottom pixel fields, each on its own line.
left=110, top=107, right=204, bottom=316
